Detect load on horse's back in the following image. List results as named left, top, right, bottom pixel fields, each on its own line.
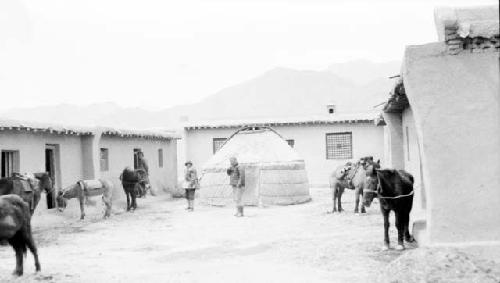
left=329, top=156, right=376, bottom=214
left=0, top=172, right=53, bottom=215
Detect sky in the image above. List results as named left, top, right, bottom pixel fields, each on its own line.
left=0, top=0, right=497, bottom=111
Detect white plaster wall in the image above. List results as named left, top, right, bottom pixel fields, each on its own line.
left=0, top=131, right=84, bottom=188
left=403, top=45, right=500, bottom=244
left=182, top=123, right=384, bottom=186
left=98, top=136, right=177, bottom=199
left=402, top=108, right=427, bottom=228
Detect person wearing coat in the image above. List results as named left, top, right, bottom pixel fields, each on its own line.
left=227, top=157, right=245, bottom=217
left=183, top=161, right=199, bottom=211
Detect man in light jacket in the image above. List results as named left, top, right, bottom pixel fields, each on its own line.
left=183, top=161, right=199, bottom=211
left=227, top=157, right=245, bottom=217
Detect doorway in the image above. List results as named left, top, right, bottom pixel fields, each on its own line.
left=45, top=145, right=59, bottom=209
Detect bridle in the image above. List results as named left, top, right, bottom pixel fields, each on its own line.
left=363, top=173, right=414, bottom=200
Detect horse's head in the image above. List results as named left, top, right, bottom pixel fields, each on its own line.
left=56, top=182, right=82, bottom=211
left=362, top=159, right=381, bottom=207
left=56, top=191, right=67, bottom=211
left=34, top=172, right=53, bottom=193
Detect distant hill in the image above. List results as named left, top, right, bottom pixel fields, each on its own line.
left=0, top=60, right=400, bottom=129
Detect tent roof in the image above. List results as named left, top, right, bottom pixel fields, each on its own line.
left=0, top=118, right=180, bottom=140
left=184, top=112, right=383, bottom=130
left=202, top=127, right=304, bottom=169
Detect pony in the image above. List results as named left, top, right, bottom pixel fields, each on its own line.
left=56, top=179, right=113, bottom=220
left=119, top=167, right=144, bottom=211
left=0, top=194, right=41, bottom=276
left=0, top=172, right=53, bottom=215
left=328, top=156, right=375, bottom=213
left=363, top=163, right=415, bottom=250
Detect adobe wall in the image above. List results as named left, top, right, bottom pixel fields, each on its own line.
left=403, top=43, right=500, bottom=244
left=98, top=136, right=178, bottom=199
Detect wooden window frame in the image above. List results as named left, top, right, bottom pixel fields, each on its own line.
left=212, top=138, right=227, bottom=154
left=100, top=148, right=109, bottom=172
left=325, top=132, right=353, bottom=160
left=158, top=148, right=164, bottom=168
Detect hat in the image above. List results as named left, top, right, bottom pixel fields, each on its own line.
left=184, top=161, right=193, bottom=166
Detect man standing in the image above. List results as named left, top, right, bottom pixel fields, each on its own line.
left=183, top=161, right=199, bottom=211
left=136, top=151, right=151, bottom=196
left=227, top=157, right=245, bottom=217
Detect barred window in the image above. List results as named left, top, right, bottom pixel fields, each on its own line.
left=326, top=132, right=352, bottom=159
left=286, top=139, right=295, bottom=148
left=100, top=148, right=109, bottom=171
left=213, top=138, right=227, bottom=154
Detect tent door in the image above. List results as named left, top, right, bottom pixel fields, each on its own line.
left=242, top=166, right=260, bottom=206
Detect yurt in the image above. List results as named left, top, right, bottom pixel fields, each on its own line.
left=199, top=126, right=311, bottom=206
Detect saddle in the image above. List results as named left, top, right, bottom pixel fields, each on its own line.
left=11, top=174, right=37, bottom=209
left=79, top=180, right=105, bottom=197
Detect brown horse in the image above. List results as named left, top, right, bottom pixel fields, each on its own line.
left=0, top=173, right=53, bottom=215
left=329, top=157, right=374, bottom=214
left=56, top=179, right=113, bottom=220
left=363, top=163, right=415, bottom=250
left=0, top=194, right=41, bottom=276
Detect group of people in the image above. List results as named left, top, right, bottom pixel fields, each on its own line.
left=182, top=157, right=245, bottom=217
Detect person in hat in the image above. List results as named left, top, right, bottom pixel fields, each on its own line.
left=227, top=157, right=245, bottom=217
left=183, top=161, right=199, bottom=211
left=136, top=151, right=151, bottom=196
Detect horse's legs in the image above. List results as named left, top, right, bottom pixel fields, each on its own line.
left=394, top=212, right=405, bottom=250
left=360, top=192, right=366, bottom=214
left=79, top=196, right=85, bottom=220
left=125, top=190, right=131, bottom=211
left=354, top=187, right=360, bottom=213
left=24, top=229, right=41, bottom=272
left=332, top=187, right=338, bottom=213
left=9, top=235, right=24, bottom=276
left=337, top=188, right=344, bottom=212
left=131, top=187, right=137, bottom=210
left=382, top=208, right=390, bottom=250
left=403, top=212, right=415, bottom=242
left=102, top=195, right=111, bottom=218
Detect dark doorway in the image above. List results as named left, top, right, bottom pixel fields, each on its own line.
left=45, top=147, right=56, bottom=209
left=133, top=148, right=141, bottom=170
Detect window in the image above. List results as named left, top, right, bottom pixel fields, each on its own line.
left=1, top=150, right=20, bottom=178
left=158, top=148, right=164, bottom=168
left=326, top=132, right=352, bottom=159
left=213, top=138, right=227, bottom=154
left=100, top=148, right=109, bottom=171
left=286, top=139, right=295, bottom=148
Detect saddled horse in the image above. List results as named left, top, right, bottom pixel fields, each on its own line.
left=363, top=163, right=415, bottom=250
left=0, top=194, right=41, bottom=276
left=328, top=156, right=375, bottom=213
left=120, top=167, right=145, bottom=211
left=56, top=179, right=113, bottom=220
left=0, top=173, right=53, bottom=215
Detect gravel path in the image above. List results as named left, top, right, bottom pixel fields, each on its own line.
left=0, top=188, right=412, bottom=282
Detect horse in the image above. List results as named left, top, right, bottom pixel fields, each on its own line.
left=363, top=163, right=415, bottom=250
left=119, top=167, right=144, bottom=211
left=328, top=156, right=374, bottom=214
left=0, top=194, right=41, bottom=276
left=0, top=172, right=53, bottom=215
left=56, top=179, right=113, bottom=220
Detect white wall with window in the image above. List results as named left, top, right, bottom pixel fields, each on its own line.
left=182, top=123, right=384, bottom=186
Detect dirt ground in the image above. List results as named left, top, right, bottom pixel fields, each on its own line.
left=0, top=188, right=414, bottom=283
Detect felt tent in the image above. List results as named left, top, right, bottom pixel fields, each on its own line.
left=199, top=126, right=311, bottom=206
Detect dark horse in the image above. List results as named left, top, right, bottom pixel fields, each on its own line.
left=363, top=163, right=415, bottom=250
left=0, top=195, right=41, bottom=276
left=120, top=167, right=145, bottom=211
left=0, top=173, right=53, bottom=215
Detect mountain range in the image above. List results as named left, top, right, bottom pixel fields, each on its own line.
left=0, top=59, right=400, bottom=130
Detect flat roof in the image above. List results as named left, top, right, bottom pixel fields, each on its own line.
left=0, top=119, right=180, bottom=140
left=184, top=112, right=384, bottom=130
